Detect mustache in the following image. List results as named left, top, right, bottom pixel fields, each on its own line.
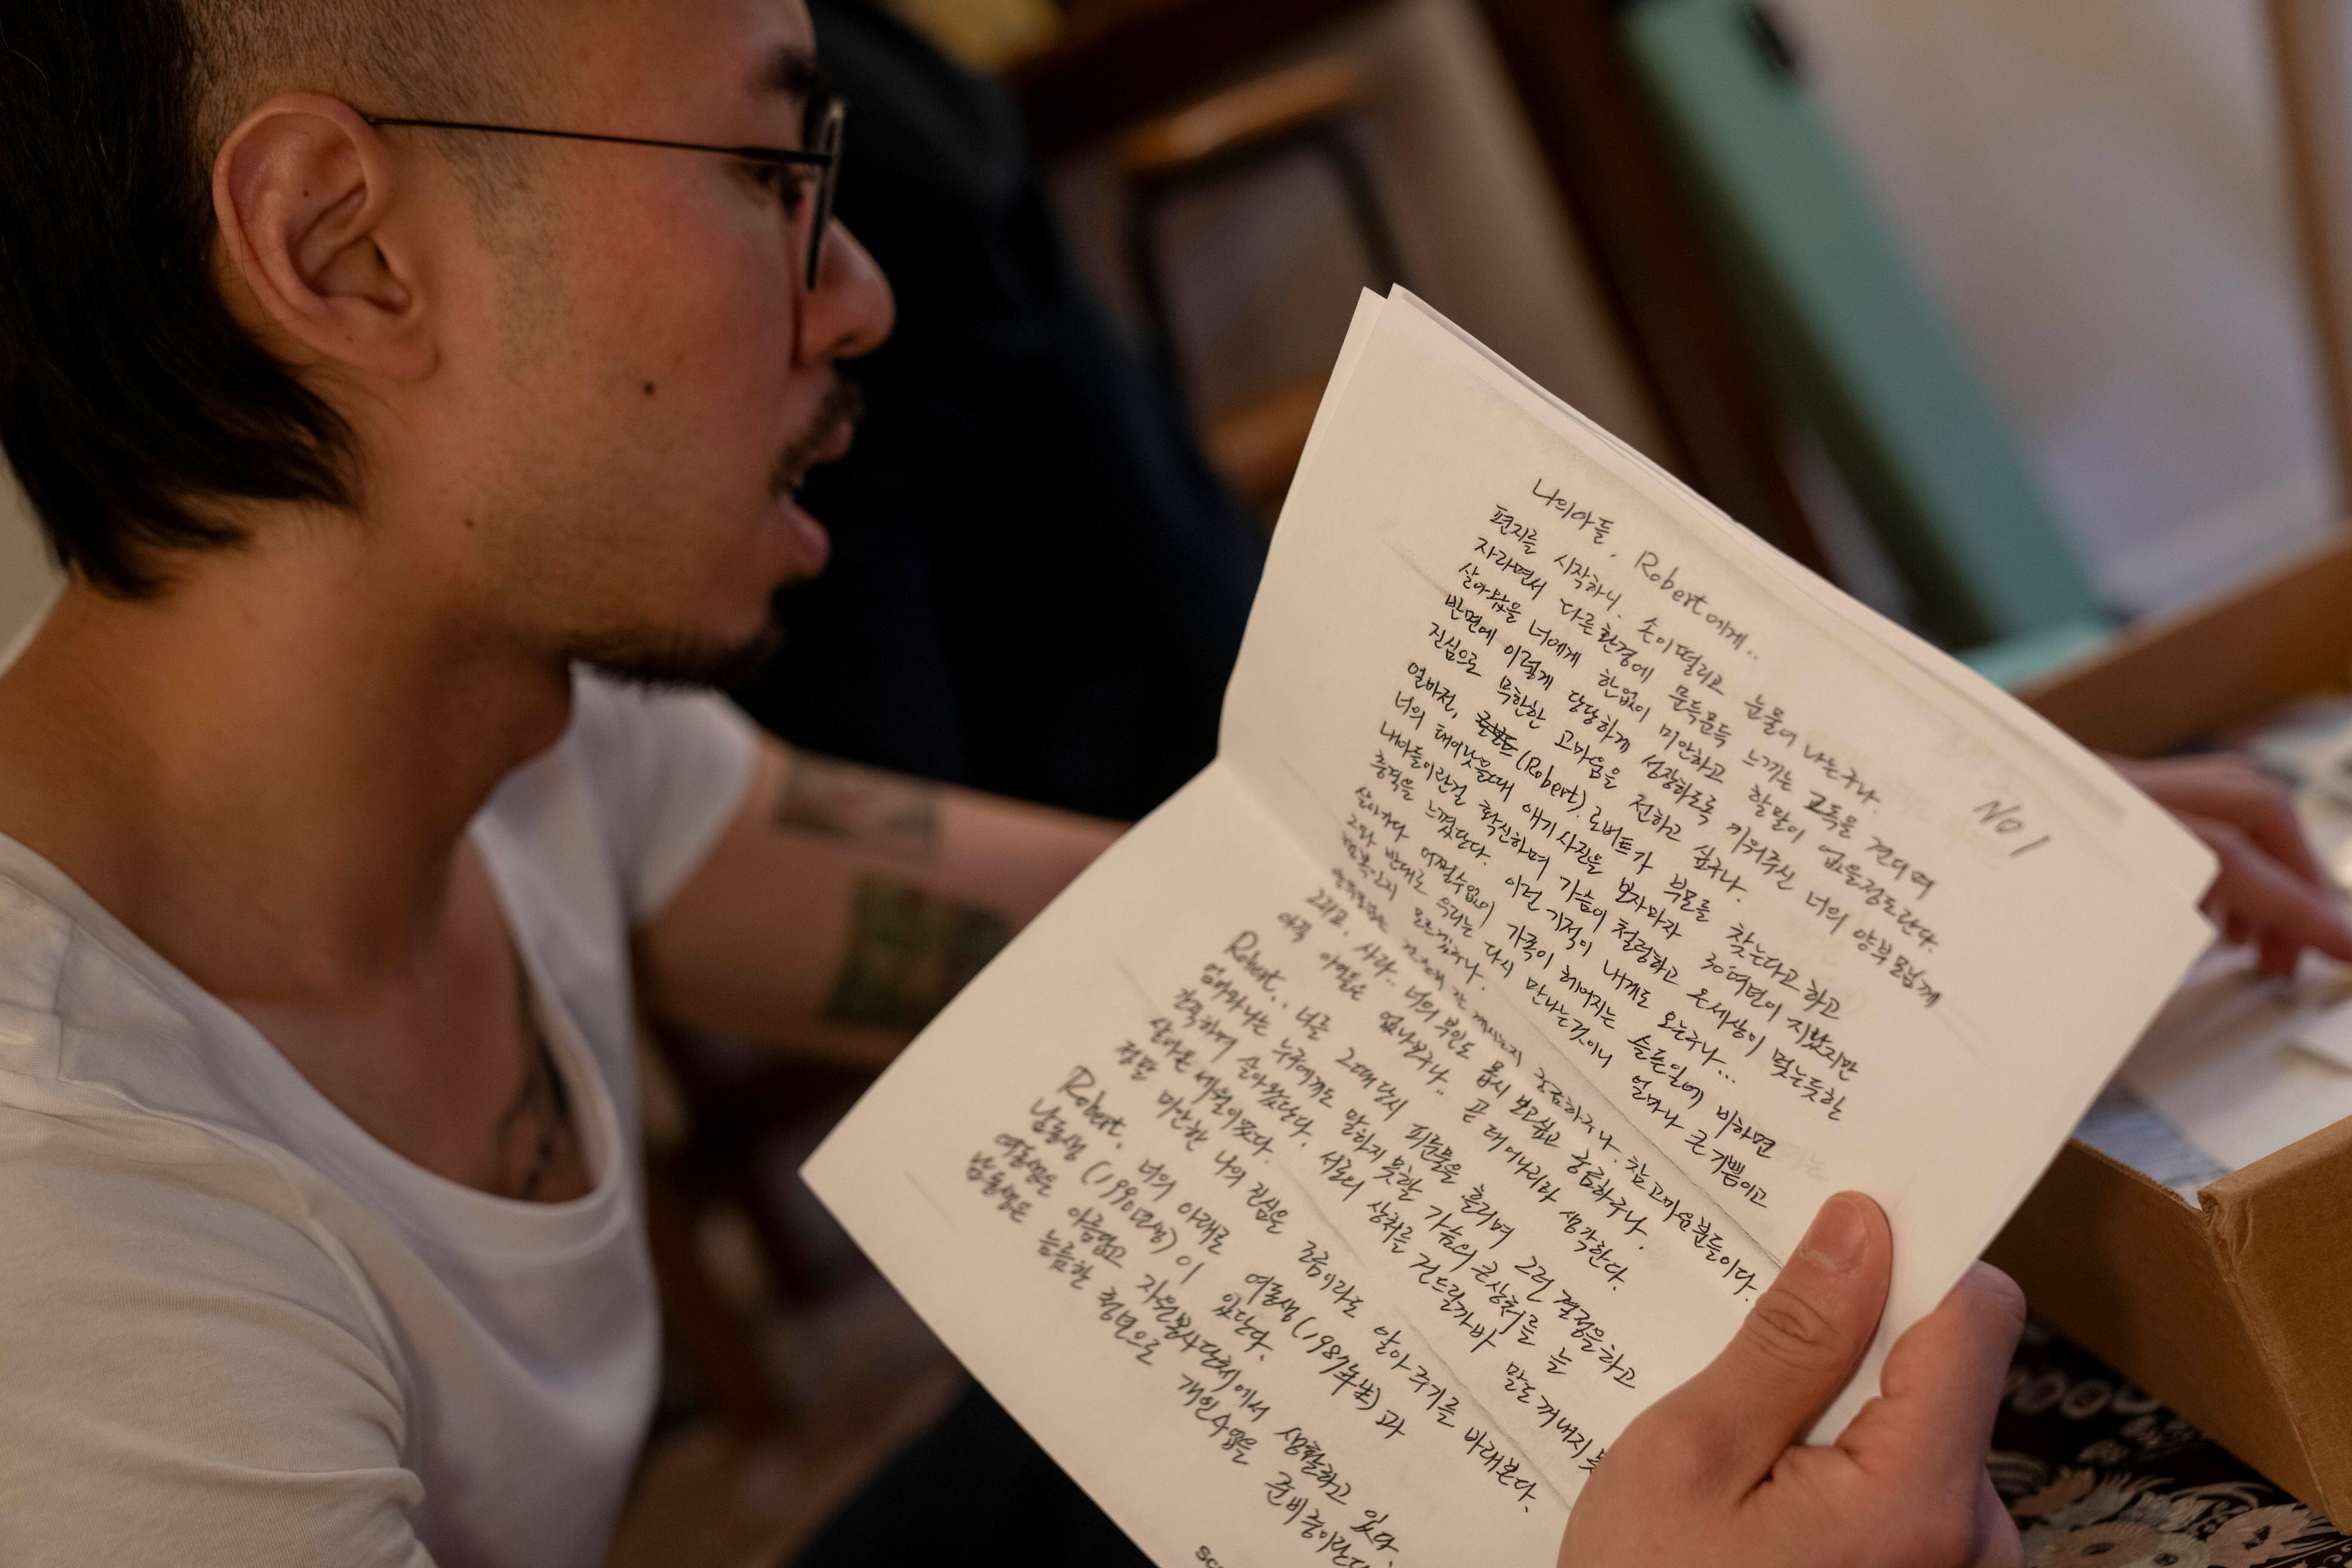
left=769, top=377, right=866, bottom=499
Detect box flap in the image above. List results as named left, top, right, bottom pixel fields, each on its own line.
left=1988, top=1138, right=2319, bottom=1505
left=2199, top=1114, right=2352, bottom=1518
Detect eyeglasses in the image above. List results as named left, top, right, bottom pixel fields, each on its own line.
left=365, top=98, right=846, bottom=290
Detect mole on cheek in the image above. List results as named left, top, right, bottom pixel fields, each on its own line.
left=642, top=381, right=657, bottom=398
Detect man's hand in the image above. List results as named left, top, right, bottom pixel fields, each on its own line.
left=2107, top=755, right=2352, bottom=976
left=1558, top=1193, right=2025, bottom=1568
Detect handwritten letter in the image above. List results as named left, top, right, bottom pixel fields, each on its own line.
left=804, top=291, right=2214, bottom=1566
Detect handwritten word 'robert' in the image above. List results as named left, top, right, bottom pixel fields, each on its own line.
left=1634, top=552, right=1748, bottom=652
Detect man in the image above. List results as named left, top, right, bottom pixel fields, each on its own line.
left=0, top=4, right=2345, bottom=1566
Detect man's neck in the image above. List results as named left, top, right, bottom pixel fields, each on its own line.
left=0, top=538, right=573, bottom=1006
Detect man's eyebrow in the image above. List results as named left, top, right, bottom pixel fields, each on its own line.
left=754, top=43, right=822, bottom=103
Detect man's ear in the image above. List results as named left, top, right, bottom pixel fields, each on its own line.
left=213, top=94, right=436, bottom=382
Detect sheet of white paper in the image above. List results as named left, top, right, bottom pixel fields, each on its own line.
left=2117, top=946, right=2352, bottom=1174
left=804, top=290, right=2215, bottom=1564
left=2296, top=995, right=2352, bottom=1069
left=2073, top=1083, right=2230, bottom=1200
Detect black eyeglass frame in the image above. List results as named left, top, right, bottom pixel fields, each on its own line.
left=365, top=98, right=846, bottom=289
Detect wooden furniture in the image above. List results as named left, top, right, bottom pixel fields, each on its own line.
left=1121, top=55, right=1372, bottom=181
left=1118, top=58, right=1409, bottom=518
left=1014, top=0, right=1375, bottom=157
left=2018, top=533, right=2352, bottom=758
left=1012, top=0, right=1839, bottom=575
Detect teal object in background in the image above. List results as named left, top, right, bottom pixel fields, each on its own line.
left=1616, top=0, right=2110, bottom=681
left=1954, top=619, right=2113, bottom=692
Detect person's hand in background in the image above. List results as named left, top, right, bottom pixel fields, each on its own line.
left=1558, top=1193, right=2025, bottom=1568
left=2107, top=755, right=2352, bottom=976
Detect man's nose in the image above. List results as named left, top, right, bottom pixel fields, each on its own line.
left=801, top=219, right=894, bottom=365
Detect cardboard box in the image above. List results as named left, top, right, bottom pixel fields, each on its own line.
left=1984, top=530, right=2352, bottom=1518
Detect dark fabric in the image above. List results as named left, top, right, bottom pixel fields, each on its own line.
left=790, top=1384, right=1154, bottom=1568
left=796, top=1321, right=2352, bottom=1566
left=729, top=0, right=1265, bottom=821
left=1992, top=1320, right=2349, bottom=1566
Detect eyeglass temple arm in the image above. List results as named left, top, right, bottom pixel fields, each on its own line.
left=362, top=116, right=834, bottom=167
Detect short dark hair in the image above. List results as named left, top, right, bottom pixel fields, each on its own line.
left=0, top=2, right=531, bottom=597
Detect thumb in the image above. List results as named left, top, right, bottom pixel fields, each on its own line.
left=1648, top=1192, right=1892, bottom=1488
left=1836, top=1261, right=2024, bottom=1477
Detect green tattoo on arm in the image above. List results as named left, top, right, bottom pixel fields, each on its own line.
left=775, top=753, right=941, bottom=861
left=824, top=875, right=1014, bottom=1031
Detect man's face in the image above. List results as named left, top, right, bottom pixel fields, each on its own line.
left=407, top=0, right=892, bottom=683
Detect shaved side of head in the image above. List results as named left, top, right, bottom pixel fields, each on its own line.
left=181, top=0, right=551, bottom=203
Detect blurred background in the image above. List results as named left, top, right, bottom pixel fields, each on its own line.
left=1019, top=0, right=2352, bottom=665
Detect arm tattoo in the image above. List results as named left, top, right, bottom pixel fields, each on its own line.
left=774, top=752, right=941, bottom=861
left=494, top=961, right=592, bottom=1202
left=825, top=875, right=1014, bottom=1031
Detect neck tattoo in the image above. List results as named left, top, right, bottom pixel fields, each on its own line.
left=494, top=959, right=587, bottom=1202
